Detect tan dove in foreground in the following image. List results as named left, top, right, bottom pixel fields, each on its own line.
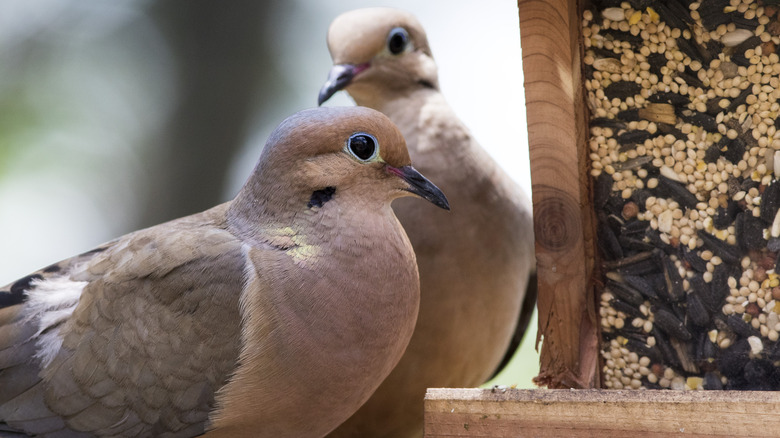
left=0, top=106, right=449, bottom=438
left=318, top=8, right=537, bottom=437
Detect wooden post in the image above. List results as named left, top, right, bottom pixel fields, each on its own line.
left=517, top=0, right=598, bottom=388
left=425, top=388, right=780, bottom=437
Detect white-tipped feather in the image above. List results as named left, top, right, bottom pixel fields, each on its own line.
left=22, top=275, right=86, bottom=368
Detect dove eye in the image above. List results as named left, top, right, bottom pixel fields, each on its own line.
left=346, top=133, right=378, bottom=161
left=387, top=27, right=409, bottom=55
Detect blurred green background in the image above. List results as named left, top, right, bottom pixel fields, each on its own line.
left=0, top=0, right=539, bottom=388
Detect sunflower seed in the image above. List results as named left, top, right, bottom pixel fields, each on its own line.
left=653, top=307, right=692, bottom=341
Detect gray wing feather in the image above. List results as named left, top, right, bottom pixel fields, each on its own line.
left=0, top=207, right=247, bottom=437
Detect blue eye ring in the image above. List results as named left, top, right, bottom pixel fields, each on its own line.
left=345, top=132, right=379, bottom=161
left=387, top=27, right=409, bottom=55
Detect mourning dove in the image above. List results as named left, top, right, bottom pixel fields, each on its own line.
left=0, top=106, right=449, bottom=438
left=318, top=8, right=537, bottom=437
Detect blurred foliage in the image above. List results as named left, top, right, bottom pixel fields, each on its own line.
left=0, top=90, right=38, bottom=174
left=139, top=0, right=293, bottom=226
left=0, top=0, right=293, bottom=230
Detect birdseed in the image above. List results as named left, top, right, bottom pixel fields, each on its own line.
left=586, top=0, right=780, bottom=390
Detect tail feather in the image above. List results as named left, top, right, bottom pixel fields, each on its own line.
left=0, top=384, right=41, bottom=422
left=0, top=302, right=62, bottom=436
left=0, top=426, right=33, bottom=437
left=0, top=376, right=89, bottom=438
left=0, top=340, right=36, bottom=370
left=9, top=415, right=66, bottom=435
left=0, top=365, right=41, bottom=407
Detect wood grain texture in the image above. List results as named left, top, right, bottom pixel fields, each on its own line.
left=425, top=388, right=780, bottom=437
left=517, top=0, right=598, bottom=388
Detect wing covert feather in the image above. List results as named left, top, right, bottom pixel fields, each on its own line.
left=0, top=206, right=250, bottom=437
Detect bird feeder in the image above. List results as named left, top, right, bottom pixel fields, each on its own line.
left=424, top=0, right=780, bottom=435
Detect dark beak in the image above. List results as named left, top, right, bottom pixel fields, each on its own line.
left=318, top=63, right=368, bottom=106
left=388, top=165, right=450, bottom=211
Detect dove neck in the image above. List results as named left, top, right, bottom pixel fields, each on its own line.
left=227, top=164, right=315, bottom=234
left=349, top=81, right=438, bottom=115
left=365, top=89, right=501, bottom=189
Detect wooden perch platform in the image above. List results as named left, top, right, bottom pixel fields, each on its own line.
left=424, top=388, right=780, bottom=437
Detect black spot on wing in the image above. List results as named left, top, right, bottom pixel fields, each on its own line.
left=10, top=274, right=43, bottom=295
left=0, top=291, right=24, bottom=308
left=80, top=247, right=108, bottom=257
left=308, top=186, right=336, bottom=209
left=0, top=274, right=42, bottom=308
left=43, top=263, right=62, bottom=273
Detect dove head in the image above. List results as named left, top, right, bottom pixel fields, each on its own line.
left=318, top=8, right=439, bottom=107
left=230, top=107, right=448, bottom=234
